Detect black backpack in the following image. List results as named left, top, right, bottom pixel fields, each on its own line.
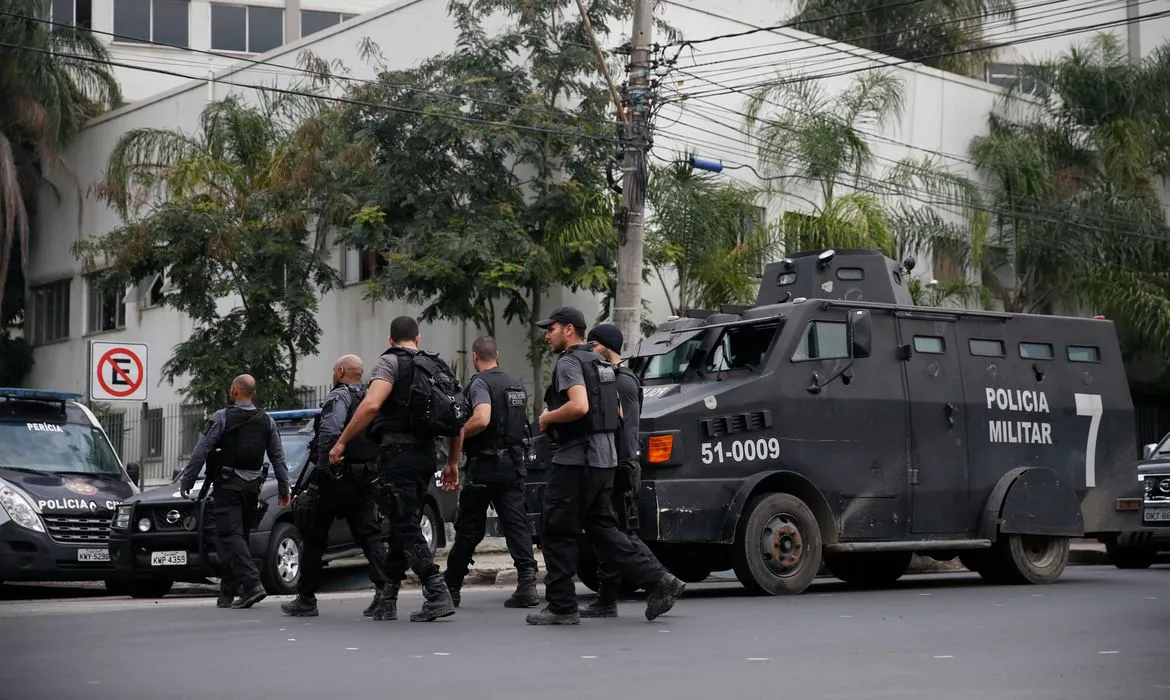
left=398, top=349, right=471, bottom=438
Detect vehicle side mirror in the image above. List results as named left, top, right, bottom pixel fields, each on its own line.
left=847, top=309, right=872, bottom=359
left=1143, top=443, right=1158, bottom=460
left=125, top=461, right=141, bottom=487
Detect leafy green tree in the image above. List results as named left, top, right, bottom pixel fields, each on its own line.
left=969, top=34, right=1170, bottom=356
left=74, top=92, right=352, bottom=408
left=785, top=0, right=1016, bottom=76
left=645, top=157, right=781, bottom=314
left=744, top=69, right=988, bottom=285
left=335, top=0, right=651, bottom=405
left=1, top=0, right=122, bottom=383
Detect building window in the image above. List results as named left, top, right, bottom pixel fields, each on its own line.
left=114, top=0, right=190, bottom=47
left=30, top=279, right=70, bottom=345
left=301, top=9, right=356, bottom=36
left=985, top=62, right=1049, bottom=99
left=135, top=269, right=171, bottom=308
left=210, top=3, right=284, bottom=53
left=52, top=0, right=92, bottom=27
left=342, top=247, right=385, bottom=284
left=87, top=274, right=127, bottom=334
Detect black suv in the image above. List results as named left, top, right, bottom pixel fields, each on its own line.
left=107, top=408, right=459, bottom=597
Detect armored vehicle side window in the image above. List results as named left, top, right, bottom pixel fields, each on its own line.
left=707, top=323, right=780, bottom=372
left=836, top=268, right=864, bottom=281
left=791, top=320, right=848, bottom=362
left=913, top=336, right=945, bottom=354
left=1019, top=341, right=1053, bottom=360
left=640, top=338, right=702, bottom=380
left=1067, top=345, right=1101, bottom=363
left=968, top=338, right=1004, bottom=357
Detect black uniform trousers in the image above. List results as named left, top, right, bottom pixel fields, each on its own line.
left=377, top=442, right=441, bottom=582
left=595, top=463, right=657, bottom=591
left=541, top=462, right=666, bottom=614
left=211, top=472, right=263, bottom=594
left=296, top=463, right=388, bottom=596
left=445, top=456, right=536, bottom=579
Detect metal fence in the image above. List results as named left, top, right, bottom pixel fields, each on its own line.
left=91, top=384, right=333, bottom=486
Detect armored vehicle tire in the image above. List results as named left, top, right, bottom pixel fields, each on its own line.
left=824, top=551, right=912, bottom=588
left=1105, top=540, right=1156, bottom=570
left=988, top=534, right=1070, bottom=585
left=125, top=576, right=174, bottom=598
left=261, top=521, right=304, bottom=596
left=731, top=492, right=822, bottom=596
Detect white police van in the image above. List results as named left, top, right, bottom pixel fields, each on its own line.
left=0, top=388, right=148, bottom=595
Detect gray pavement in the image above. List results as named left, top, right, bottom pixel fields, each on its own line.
left=1, top=565, right=1168, bottom=700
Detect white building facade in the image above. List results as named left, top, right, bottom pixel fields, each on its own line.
left=24, top=0, right=1170, bottom=482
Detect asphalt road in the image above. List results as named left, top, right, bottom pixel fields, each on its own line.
left=0, top=566, right=1167, bottom=700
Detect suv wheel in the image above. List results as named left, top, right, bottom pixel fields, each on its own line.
left=421, top=503, right=440, bottom=556
left=261, top=521, right=303, bottom=595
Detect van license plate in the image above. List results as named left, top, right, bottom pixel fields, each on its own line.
left=150, top=551, right=187, bottom=566
left=77, top=548, right=109, bottom=562
left=1143, top=507, right=1170, bottom=522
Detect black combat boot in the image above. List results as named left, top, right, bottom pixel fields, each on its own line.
left=503, top=564, right=540, bottom=608
left=363, top=585, right=387, bottom=617
left=444, top=571, right=463, bottom=608
left=644, top=573, right=686, bottom=621
left=281, top=594, right=319, bottom=617
left=410, top=572, right=456, bottom=622
left=579, top=583, right=618, bottom=618
left=371, top=583, right=399, bottom=621
left=525, top=606, right=580, bottom=625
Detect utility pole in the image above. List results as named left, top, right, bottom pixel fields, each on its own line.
left=612, top=0, right=654, bottom=351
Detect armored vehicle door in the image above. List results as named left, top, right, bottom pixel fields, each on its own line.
left=897, top=317, right=971, bottom=534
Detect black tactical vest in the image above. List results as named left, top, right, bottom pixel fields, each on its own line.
left=464, top=368, right=528, bottom=457
left=312, top=384, right=380, bottom=464
left=371, top=346, right=419, bottom=442
left=215, top=407, right=269, bottom=471
left=543, top=344, right=619, bottom=443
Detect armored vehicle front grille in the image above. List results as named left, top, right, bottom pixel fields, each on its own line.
left=43, top=514, right=112, bottom=545
left=701, top=409, right=772, bottom=438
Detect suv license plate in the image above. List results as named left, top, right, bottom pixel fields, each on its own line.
left=1143, top=507, right=1170, bottom=522
left=150, top=550, right=187, bottom=566
left=77, top=548, right=110, bottom=562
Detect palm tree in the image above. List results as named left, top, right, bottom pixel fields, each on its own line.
left=645, top=157, right=782, bottom=315
left=785, top=0, right=1017, bottom=76
left=969, top=34, right=1170, bottom=355
left=744, top=69, right=988, bottom=284
left=0, top=0, right=121, bottom=314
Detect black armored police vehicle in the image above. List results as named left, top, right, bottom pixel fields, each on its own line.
left=526, top=248, right=1142, bottom=595
left=0, top=388, right=149, bottom=594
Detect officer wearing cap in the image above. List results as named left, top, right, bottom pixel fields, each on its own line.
left=527, top=305, right=685, bottom=625
left=580, top=323, right=665, bottom=618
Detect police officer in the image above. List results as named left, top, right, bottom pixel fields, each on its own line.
left=580, top=322, right=664, bottom=618
left=442, top=336, right=540, bottom=609
left=282, top=354, right=391, bottom=618
left=179, top=374, right=290, bottom=610
left=329, top=316, right=463, bottom=623
left=528, top=306, right=685, bottom=625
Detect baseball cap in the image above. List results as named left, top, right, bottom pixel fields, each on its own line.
left=586, top=323, right=623, bottom=354
left=536, top=305, right=587, bottom=332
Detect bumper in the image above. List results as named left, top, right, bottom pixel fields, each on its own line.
left=108, top=526, right=271, bottom=581
left=0, top=520, right=117, bottom=582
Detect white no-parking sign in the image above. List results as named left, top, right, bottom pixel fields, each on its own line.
left=89, top=341, right=150, bottom=401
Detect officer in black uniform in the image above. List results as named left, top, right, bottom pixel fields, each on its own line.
left=580, top=323, right=666, bottom=618
left=330, top=316, right=463, bottom=623
left=442, top=336, right=540, bottom=609
left=282, top=354, right=391, bottom=618
left=527, top=306, right=685, bottom=625
left=180, top=374, right=290, bottom=610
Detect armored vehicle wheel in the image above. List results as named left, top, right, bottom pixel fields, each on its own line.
left=987, top=534, right=1069, bottom=585
left=824, top=551, right=912, bottom=588
left=262, top=521, right=304, bottom=595
left=1105, top=540, right=1156, bottom=570
left=731, top=492, right=822, bottom=596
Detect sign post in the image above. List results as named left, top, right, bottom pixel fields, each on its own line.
left=89, top=341, right=150, bottom=402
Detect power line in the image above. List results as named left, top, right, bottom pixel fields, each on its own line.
left=0, top=40, right=622, bottom=144
left=2, top=10, right=625, bottom=130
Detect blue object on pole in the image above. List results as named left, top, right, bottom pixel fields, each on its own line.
left=690, top=156, right=724, bottom=173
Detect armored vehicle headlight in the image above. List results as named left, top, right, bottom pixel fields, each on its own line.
left=113, top=505, right=132, bottom=530
left=0, top=478, right=45, bottom=533
left=1160, top=479, right=1170, bottom=494
left=137, top=517, right=152, bottom=532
